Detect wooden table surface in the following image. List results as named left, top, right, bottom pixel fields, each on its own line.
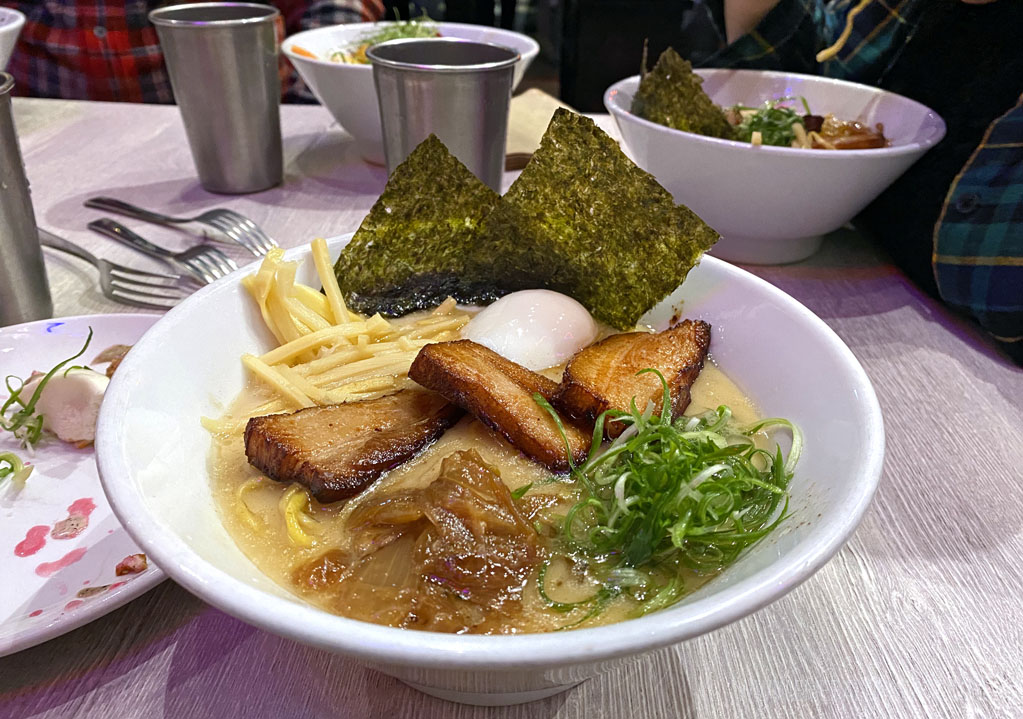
left=1, top=99, right=1021, bottom=719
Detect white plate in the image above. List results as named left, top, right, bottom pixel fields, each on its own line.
left=0, top=314, right=165, bottom=657
left=97, top=236, right=883, bottom=705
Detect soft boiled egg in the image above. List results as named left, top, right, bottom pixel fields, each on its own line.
left=462, top=290, right=599, bottom=371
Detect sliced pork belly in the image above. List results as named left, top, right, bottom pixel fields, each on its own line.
left=409, top=340, right=591, bottom=472
left=554, top=319, right=711, bottom=438
left=244, top=389, right=463, bottom=503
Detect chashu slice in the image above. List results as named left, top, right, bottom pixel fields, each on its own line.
left=244, top=389, right=464, bottom=504
left=409, top=340, right=591, bottom=472
left=554, top=319, right=711, bottom=438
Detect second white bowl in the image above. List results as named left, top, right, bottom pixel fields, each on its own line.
left=605, top=70, right=946, bottom=264
left=283, top=22, right=539, bottom=165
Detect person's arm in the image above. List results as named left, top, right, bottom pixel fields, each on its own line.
left=704, top=1, right=923, bottom=85
left=724, top=0, right=782, bottom=43
left=699, top=0, right=829, bottom=75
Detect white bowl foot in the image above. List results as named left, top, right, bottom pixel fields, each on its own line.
left=710, top=233, right=824, bottom=265
left=401, top=679, right=583, bottom=706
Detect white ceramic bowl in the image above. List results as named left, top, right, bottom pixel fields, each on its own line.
left=605, top=70, right=946, bottom=264
left=0, top=7, right=24, bottom=71
left=283, top=22, right=540, bottom=164
left=96, top=235, right=883, bottom=706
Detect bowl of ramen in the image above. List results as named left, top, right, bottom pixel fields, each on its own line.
left=95, top=237, right=883, bottom=705
left=604, top=59, right=946, bottom=264
left=282, top=20, right=539, bottom=164
left=96, top=117, right=882, bottom=705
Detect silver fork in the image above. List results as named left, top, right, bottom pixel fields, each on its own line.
left=88, top=218, right=238, bottom=285
left=38, top=229, right=187, bottom=310
left=84, top=196, right=277, bottom=256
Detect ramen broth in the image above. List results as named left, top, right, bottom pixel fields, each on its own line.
left=208, top=359, right=763, bottom=634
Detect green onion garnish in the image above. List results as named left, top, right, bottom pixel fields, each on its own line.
left=329, top=11, right=438, bottom=63
left=0, top=451, right=32, bottom=484
left=511, top=482, right=533, bottom=500
left=538, top=369, right=801, bottom=625
left=732, top=96, right=810, bottom=147
left=359, top=11, right=437, bottom=46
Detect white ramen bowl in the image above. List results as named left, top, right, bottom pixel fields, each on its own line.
left=97, top=235, right=883, bottom=706
left=0, top=8, right=24, bottom=70
left=283, top=22, right=539, bottom=165
left=605, top=70, right=946, bottom=264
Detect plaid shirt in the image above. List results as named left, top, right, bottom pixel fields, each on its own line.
left=1, top=1, right=385, bottom=103
left=933, top=95, right=1023, bottom=359
left=702, top=0, right=1023, bottom=363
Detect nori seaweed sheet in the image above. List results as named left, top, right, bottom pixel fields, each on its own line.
left=474, top=108, right=719, bottom=330
left=631, top=47, right=736, bottom=140
left=333, top=134, right=501, bottom=316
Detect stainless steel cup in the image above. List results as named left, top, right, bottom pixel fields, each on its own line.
left=0, top=73, right=52, bottom=326
left=150, top=3, right=283, bottom=194
left=368, top=39, right=519, bottom=191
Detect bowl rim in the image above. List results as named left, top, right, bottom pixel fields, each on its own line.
left=366, top=37, right=520, bottom=74
left=282, top=20, right=540, bottom=70
left=0, top=6, right=25, bottom=31
left=97, top=237, right=884, bottom=670
left=604, top=69, right=947, bottom=159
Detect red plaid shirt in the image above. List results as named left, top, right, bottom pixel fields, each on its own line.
left=1, top=1, right=385, bottom=103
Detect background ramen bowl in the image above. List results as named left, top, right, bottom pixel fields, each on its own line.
left=0, top=7, right=24, bottom=70
left=97, top=235, right=883, bottom=706
left=283, top=22, right=539, bottom=165
left=604, top=70, right=946, bottom=264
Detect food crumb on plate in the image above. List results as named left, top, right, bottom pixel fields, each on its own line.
left=115, top=553, right=147, bottom=575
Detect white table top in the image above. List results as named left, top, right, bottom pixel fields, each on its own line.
left=1, top=98, right=1021, bottom=719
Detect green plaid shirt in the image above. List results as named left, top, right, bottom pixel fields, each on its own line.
left=702, top=0, right=1023, bottom=363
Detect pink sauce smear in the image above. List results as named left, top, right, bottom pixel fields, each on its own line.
left=68, top=498, right=96, bottom=517
left=35, top=547, right=88, bottom=577
left=15, top=525, right=49, bottom=557
left=29, top=609, right=42, bottom=618
left=63, top=600, right=84, bottom=612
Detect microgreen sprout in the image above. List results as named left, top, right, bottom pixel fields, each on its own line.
left=536, top=370, right=801, bottom=626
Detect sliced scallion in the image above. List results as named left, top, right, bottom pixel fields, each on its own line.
left=536, top=370, right=799, bottom=626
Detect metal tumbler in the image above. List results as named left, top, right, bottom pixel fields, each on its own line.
left=150, top=3, right=283, bottom=194
left=368, top=39, right=519, bottom=191
left=0, top=73, right=52, bottom=326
